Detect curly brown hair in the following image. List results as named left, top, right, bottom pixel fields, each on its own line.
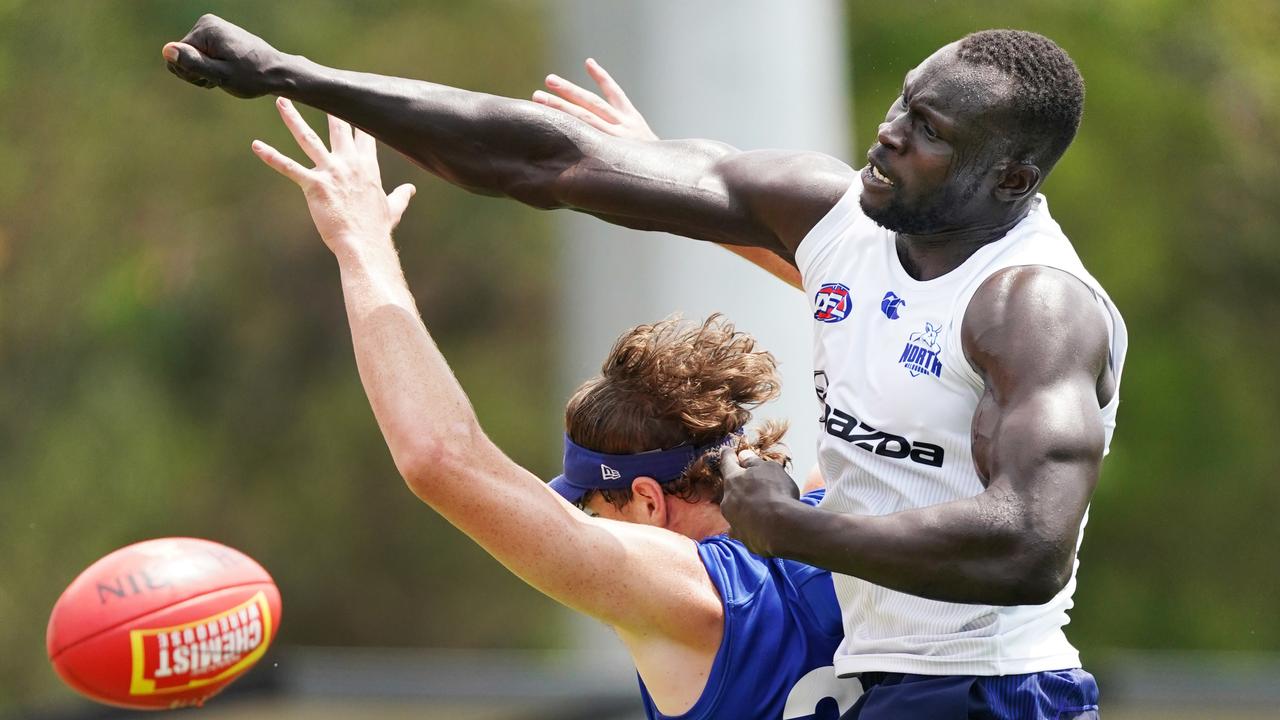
left=565, top=314, right=790, bottom=510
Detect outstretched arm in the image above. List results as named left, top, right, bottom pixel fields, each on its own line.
left=721, top=267, right=1111, bottom=605
left=164, top=15, right=853, bottom=256
left=533, top=59, right=805, bottom=289
left=251, top=98, right=722, bottom=656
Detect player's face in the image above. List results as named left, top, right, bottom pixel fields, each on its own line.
left=582, top=494, right=628, bottom=521
left=859, top=43, right=1015, bottom=234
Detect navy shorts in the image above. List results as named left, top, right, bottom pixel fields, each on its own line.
left=844, top=668, right=1099, bottom=719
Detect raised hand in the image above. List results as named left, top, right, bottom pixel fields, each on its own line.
left=162, top=14, right=286, bottom=98
left=533, top=58, right=658, bottom=141
left=533, top=59, right=805, bottom=288
left=251, top=97, right=416, bottom=254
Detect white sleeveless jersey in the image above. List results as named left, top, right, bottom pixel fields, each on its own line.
left=795, top=185, right=1128, bottom=678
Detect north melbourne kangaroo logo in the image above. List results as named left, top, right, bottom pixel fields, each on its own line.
left=600, top=464, right=621, bottom=481
left=899, top=322, right=944, bottom=378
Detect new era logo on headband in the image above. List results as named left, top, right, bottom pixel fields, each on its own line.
left=550, top=431, right=746, bottom=504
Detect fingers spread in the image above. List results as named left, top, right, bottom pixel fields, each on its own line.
left=251, top=140, right=316, bottom=186
left=531, top=91, right=613, bottom=134
left=352, top=126, right=379, bottom=174
left=327, top=113, right=354, bottom=154
left=585, top=58, right=635, bottom=112
left=545, top=73, right=618, bottom=123
left=386, top=183, right=417, bottom=226
left=275, top=97, right=330, bottom=165
left=353, top=125, right=376, bottom=155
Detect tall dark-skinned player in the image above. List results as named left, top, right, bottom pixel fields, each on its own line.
left=165, top=17, right=1124, bottom=718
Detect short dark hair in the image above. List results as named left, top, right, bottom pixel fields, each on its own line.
left=956, top=29, right=1084, bottom=171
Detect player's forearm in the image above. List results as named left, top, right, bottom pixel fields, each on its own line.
left=273, top=55, right=587, bottom=208
left=764, top=494, right=1069, bottom=605
left=269, top=57, right=776, bottom=247
left=170, top=16, right=779, bottom=247
left=334, top=237, right=487, bottom=482
left=334, top=240, right=584, bottom=550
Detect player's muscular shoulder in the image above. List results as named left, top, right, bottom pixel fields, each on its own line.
left=962, top=265, right=1110, bottom=392
left=963, top=266, right=1109, bottom=589
left=719, top=151, right=857, bottom=257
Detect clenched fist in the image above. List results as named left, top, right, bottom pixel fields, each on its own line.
left=163, top=14, right=287, bottom=99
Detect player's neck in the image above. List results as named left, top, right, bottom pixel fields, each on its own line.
left=666, top=500, right=731, bottom=540
left=895, top=204, right=1031, bottom=281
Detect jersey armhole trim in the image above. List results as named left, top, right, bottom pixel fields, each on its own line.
left=795, top=179, right=862, bottom=282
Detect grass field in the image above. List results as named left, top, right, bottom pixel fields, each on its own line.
left=184, top=699, right=1280, bottom=720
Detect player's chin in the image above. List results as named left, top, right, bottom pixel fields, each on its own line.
left=857, top=187, right=894, bottom=221
left=859, top=194, right=922, bottom=234
left=858, top=169, right=897, bottom=212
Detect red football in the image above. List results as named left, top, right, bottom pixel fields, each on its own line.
left=47, top=537, right=282, bottom=710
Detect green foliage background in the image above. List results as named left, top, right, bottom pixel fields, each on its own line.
left=847, top=1, right=1280, bottom=654
left=1, top=0, right=1277, bottom=711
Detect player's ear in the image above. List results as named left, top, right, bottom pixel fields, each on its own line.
left=630, top=477, right=668, bottom=527
left=994, top=161, right=1040, bottom=202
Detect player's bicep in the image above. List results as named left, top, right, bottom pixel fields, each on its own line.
left=984, top=381, right=1104, bottom=591
left=555, top=139, right=853, bottom=255
left=717, top=149, right=858, bottom=253
left=985, top=381, right=1105, bottom=502
left=426, top=449, right=720, bottom=640
left=549, top=135, right=771, bottom=247
left=564, top=512, right=723, bottom=635
left=964, top=267, right=1110, bottom=548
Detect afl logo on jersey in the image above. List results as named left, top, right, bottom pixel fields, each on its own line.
left=813, top=283, right=852, bottom=323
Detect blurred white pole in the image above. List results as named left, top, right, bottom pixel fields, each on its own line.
left=553, top=0, right=850, bottom=483
left=552, top=0, right=850, bottom=664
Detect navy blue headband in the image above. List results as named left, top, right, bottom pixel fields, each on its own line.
left=548, top=431, right=742, bottom=504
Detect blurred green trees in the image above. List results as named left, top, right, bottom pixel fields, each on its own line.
left=2, top=0, right=1278, bottom=712
left=0, top=0, right=564, bottom=709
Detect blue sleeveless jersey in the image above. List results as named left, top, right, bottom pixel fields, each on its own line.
left=637, top=491, right=863, bottom=719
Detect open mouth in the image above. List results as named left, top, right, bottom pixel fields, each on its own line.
left=869, top=163, right=894, bottom=186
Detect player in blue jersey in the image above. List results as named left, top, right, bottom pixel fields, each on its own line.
left=248, top=98, right=860, bottom=718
